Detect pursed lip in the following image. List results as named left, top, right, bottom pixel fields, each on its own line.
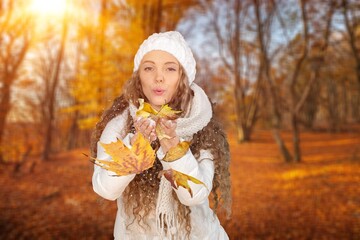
left=153, top=88, right=165, bottom=95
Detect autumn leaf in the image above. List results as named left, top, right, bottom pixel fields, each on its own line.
left=136, top=99, right=158, bottom=119
left=155, top=124, right=172, bottom=141
left=160, top=169, right=207, bottom=197
left=90, top=133, right=155, bottom=176
left=136, top=99, right=181, bottom=140
left=163, top=141, right=190, bottom=162
left=156, top=104, right=182, bottom=120
left=136, top=98, right=181, bottom=121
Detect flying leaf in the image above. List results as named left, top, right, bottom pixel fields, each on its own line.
left=163, top=141, right=190, bottom=162
left=90, top=133, right=155, bottom=176
left=160, top=169, right=207, bottom=197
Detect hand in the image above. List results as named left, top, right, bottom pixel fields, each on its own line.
left=158, top=118, right=179, bottom=153
left=131, top=117, right=157, bottom=144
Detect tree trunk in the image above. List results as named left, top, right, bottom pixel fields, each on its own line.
left=291, top=114, right=301, bottom=162
left=0, top=79, right=11, bottom=163
left=42, top=7, right=69, bottom=160
left=253, top=0, right=291, bottom=161
left=154, top=0, right=162, bottom=32
left=342, top=0, right=360, bottom=121
left=0, top=40, right=29, bottom=163
left=236, top=123, right=252, bottom=143
left=67, top=110, right=80, bottom=150
left=272, top=128, right=292, bottom=162
left=327, top=75, right=339, bottom=132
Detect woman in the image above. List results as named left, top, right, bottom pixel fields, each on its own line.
left=91, top=31, right=231, bottom=239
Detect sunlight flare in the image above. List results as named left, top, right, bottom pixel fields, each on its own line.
left=29, top=0, right=67, bottom=16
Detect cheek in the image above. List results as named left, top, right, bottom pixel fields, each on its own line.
left=170, top=77, right=181, bottom=90
left=139, top=80, right=151, bottom=97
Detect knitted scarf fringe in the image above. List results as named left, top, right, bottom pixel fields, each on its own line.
left=156, top=176, right=179, bottom=240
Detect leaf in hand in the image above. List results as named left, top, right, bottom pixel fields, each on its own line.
left=136, top=99, right=158, bottom=119
left=163, top=141, right=190, bottom=162
left=155, top=124, right=172, bottom=141
left=156, top=104, right=182, bottom=120
left=136, top=98, right=181, bottom=121
left=160, top=169, right=207, bottom=197
left=91, top=133, right=155, bottom=176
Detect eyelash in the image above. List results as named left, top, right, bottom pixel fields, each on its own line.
left=143, top=67, right=177, bottom=72
left=144, top=67, right=153, bottom=71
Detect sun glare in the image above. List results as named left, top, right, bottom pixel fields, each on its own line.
left=30, top=0, right=67, bottom=16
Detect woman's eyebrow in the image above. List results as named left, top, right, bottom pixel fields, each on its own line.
left=164, top=61, right=178, bottom=65
left=141, top=60, right=178, bottom=65
left=142, top=60, right=155, bottom=64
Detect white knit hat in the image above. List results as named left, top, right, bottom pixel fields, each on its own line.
left=133, top=31, right=196, bottom=84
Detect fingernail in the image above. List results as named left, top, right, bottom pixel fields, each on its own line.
left=149, top=119, right=156, bottom=127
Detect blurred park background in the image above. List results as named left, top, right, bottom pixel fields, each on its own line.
left=0, top=0, right=359, bottom=239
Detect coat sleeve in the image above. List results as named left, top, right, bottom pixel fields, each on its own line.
left=158, top=146, right=214, bottom=206
left=92, top=113, right=136, bottom=201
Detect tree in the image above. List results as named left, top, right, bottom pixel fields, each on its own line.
left=0, top=0, right=32, bottom=162
left=128, top=0, right=200, bottom=37
left=272, top=0, right=335, bottom=162
left=69, top=1, right=141, bottom=130
left=201, top=0, right=262, bottom=142
left=341, top=0, right=360, bottom=121
left=253, top=0, right=293, bottom=161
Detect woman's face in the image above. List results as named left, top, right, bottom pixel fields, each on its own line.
left=139, top=50, right=181, bottom=111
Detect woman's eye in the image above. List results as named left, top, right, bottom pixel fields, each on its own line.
left=167, top=67, right=177, bottom=72
left=144, top=66, right=153, bottom=71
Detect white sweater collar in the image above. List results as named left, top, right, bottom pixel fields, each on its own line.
left=129, top=83, right=212, bottom=140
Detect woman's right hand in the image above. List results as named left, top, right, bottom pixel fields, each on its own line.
left=131, top=117, right=157, bottom=145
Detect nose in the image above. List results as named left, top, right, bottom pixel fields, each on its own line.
left=155, top=70, right=164, bottom=83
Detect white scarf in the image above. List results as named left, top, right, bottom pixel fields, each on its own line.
left=129, top=83, right=212, bottom=239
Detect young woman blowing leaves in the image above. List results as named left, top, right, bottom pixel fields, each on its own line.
left=91, top=31, right=231, bottom=240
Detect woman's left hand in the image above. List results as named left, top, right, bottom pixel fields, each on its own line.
left=158, top=118, right=179, bottom=153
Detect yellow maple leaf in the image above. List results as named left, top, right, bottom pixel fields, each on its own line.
left=163, top=141, right=190, bottom=162
left=156, top=104, right=182, bottom=120
left=91, top=133, right=155, bottom=176
left=136, top=99, right=158, bottom=118
left=155, top=124, right=173, bottom=141
left=136, top=98, right=181, bottom=121
left=161, top=169, right=207, bottom=197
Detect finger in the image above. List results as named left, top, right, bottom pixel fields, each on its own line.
left=169, top=120, right=176, bottom=129
left=145, top=126, right=154, bottom=136
left=160, top=119, right=170, bottom=129
left=136, top=119, right=149, bottom=133
left=143, top=122, right=157, bottom=137
left=134, top=117, right=145, bottom=130
left=161, top=119, right=176, bottom=130
left=149, top=132, right=157, bottom=142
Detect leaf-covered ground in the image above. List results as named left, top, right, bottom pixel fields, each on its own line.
left=0, top=128, right=359, bottom=240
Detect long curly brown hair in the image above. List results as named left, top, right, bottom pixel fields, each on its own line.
left=90, top=68, right=231, bottom=236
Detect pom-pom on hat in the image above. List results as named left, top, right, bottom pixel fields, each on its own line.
left=133, top=31, right=196, bottom=85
